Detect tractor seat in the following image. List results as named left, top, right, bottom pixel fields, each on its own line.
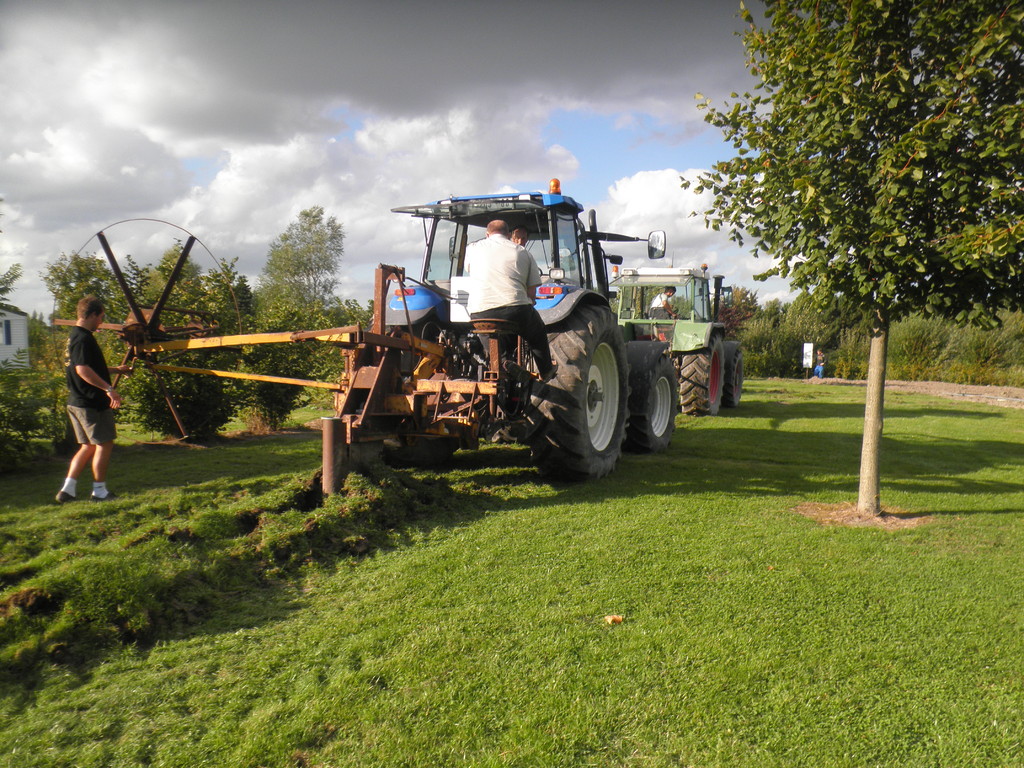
left=470, top=318, right=519, bottom=336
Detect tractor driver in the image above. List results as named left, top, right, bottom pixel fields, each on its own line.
left=465, top=219, right=555, bottom=378
left=649, top=286, right=680, bottom=320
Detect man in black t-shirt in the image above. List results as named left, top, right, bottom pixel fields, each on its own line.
left=56, top=296, right=129, bottom=503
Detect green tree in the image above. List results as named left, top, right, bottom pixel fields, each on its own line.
left=718, top=285, right=760, bottom=337
left=688, top=0, right=1024, bottom=514
left=0, top=264, right=21, bottom=309
left=0, top=264, right=50, bottom=468
left=257, top=206, right=344, bottom=309
left=238, top=207, right=351, bottom=430
left=43, top=252, right=136, bottom=323
left=119, top=246, right=252, bottom=440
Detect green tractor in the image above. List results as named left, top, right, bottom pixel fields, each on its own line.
left=612, top=266, right=743, bottom=416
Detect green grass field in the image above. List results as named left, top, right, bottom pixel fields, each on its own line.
left=2, top=380, right=1023, bottom=767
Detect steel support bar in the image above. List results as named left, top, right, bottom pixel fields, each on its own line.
left=372, top=265, right=405, bottom=336
left=139, top=327, right=411, bottom=353
left=53, top=319, right=127, bottom=331
left=321, top=417, right=344, bottom=495
left=149, top=236, right=196, bottom=330
left=141, top=331, right=301, bottom=352
left=150, top=363, right=341, bottom=390
left=321, top=418, right=382, bottom=495
left=97, top=231, right=148, bottom=326
left=290, top=326, right=361, bottom=342
left=414, top=379, right=499, bottom=395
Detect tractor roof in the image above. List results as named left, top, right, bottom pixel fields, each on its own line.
left=612, top=267, right=707, bottom=285
left=391, top=191, right=584, bottom=226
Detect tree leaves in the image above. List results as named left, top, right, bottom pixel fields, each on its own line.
left=689, top=0, right=1024, bottom=329
left=257, top=206, right=345, bottom=311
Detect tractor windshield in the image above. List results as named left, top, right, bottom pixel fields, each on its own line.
left=616, top=277, right=712, bottom=322
left=420, top=215, right=560, bottom=284
left=425, top=219, right=459, bottom=283
left=554, top=212, right=583, bottom=286
left=395, top=193, right=586, bottom=286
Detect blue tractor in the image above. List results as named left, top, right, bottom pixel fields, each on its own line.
left=334, top=180, right=677, bottom=481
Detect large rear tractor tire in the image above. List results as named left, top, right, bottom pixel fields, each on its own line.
left=624, top=352, right=677, bottom=453
left=678, top=335, right=725, bottom=416
left=526, top=304, right=628, bottom=480
left=722, top=341, right=743, bottom=408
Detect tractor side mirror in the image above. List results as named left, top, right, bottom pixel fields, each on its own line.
left=647, top=231, right=666, bottom=260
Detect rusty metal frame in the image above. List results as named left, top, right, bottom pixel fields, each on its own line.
left=58, top=244, right=514, bottom=488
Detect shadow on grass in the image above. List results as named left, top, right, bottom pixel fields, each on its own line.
left=751, top=397, right=1008, bottom=430
left=0, top=431, right=324, bottom=511
left=439, top=395, right=1024, bottom=517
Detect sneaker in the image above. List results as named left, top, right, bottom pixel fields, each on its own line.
left=55, top=491, right=76, bottom=504
left=91, top=491, right=118, bottom=502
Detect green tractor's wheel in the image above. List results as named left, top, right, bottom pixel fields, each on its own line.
left=625, top=352, right=677, bottom=453
left=526, top=304, right=629, bottom=480
left=678, top=335, right=725, bottom=416
left=722, top=341, right=744, bottom=408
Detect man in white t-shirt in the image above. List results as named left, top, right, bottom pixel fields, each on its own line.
left=649, top=286, right=679, bottom=319
left=465, top=220, right=554, bottom=377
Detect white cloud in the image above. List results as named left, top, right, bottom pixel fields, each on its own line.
left=0, top=0, right=783, bottom=320
left=594, top=169, right=792, bottom=301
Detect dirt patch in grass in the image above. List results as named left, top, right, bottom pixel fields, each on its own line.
left=806, top=378, right=1024, bottom=409
left=793, top=502, right=933, bottom=529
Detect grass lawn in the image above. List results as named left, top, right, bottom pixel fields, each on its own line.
left=1, top=380, right=1023, bottom=767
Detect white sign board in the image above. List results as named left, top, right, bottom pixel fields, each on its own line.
left=802, top=342, right=814, bottom=369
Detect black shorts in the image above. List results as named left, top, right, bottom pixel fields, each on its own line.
left=67, top=405, right=117, bottom=445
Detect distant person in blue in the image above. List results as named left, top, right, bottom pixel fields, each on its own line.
left=813, top=349, right=826, bottom=378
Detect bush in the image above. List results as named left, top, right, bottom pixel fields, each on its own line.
left=885, top=312, right=1024, bottom=385
left=237, top=301, right=353, bottom=432
left=744, top=299, right=1024, bottom=385
left=122, top=361, right=238, bottom=441
left=740, top=297, right=832, bottom=377
left=887, top=316, right=952, bottom=381
left=0, top=356, right=49, bottom=470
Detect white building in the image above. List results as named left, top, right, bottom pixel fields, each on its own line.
left=0, top=307, right=30, bottom=367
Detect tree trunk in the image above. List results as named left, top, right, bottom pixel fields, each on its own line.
left=857, top=323, right=889, bottom=515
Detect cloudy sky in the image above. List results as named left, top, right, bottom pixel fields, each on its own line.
left=1, top=0, right=791, bottom=318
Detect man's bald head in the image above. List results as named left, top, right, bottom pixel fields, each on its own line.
left=486, top=220, right=510, bottom=237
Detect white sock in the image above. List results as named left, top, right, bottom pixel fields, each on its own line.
left=92, top=482, right=108, bottom=498
left=61, top=478, right=77, bottom=496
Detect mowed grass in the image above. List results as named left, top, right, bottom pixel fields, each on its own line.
left=2, top=380, right=1024, bottom=767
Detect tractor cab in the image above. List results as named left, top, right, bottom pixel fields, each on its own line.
left=612, top=266, right=723, bottom=349
left=388, top=180, right=665, bottom=327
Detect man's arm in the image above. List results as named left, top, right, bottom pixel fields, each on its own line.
left=521, top=250, right=542, bottom=305
left=526, top=281, right=540, bottom=305
left=663, top=295, right=679, bottom=318
left=74, top=364, right=123, bottom=409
